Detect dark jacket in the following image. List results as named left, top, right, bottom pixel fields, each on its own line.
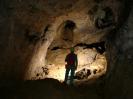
left=65, top=53, right=78, bottom=68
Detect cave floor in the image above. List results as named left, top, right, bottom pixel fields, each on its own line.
left=0, top=78, right=104, bottom=99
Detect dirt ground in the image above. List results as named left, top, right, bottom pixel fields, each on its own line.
left=0, top=78, right=105, bottom=99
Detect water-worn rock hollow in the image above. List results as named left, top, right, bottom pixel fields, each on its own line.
left=0, top=0, right=133, bottom=99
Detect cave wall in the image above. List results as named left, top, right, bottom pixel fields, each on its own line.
left=0, top=0, right=56, bottom=80
left=104, top=2, right=133, bottom=98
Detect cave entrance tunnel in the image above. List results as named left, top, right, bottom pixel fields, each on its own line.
left=30, top=20, right=107, bottom=85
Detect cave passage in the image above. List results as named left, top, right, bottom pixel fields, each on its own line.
left=31, top=41, right=107, bottom=84
left=29, top=19, right=107, bottom=83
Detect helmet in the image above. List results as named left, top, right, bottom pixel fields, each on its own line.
left=70, top=47, right=74, bottom=52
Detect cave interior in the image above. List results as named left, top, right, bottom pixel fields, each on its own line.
left=0, top=0, right=133, bottom=99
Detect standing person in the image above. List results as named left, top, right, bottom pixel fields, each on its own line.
left=64, top=47, right=78, bottom=85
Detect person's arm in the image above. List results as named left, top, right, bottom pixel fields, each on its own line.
left=75, top=55, right=78, bottom=70
left=65, top=55, right=68, bottom=69
left=65, top=54, right=68, bottom=62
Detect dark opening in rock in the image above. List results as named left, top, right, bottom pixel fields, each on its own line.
left=44, top=24, right=50, bottom=33
left=60, top=20, right=76, bottom=42
left=51, top=47, right=60, bottom=51
left=95, top=7, right=114, bottom=29
left=94, top=0, right=103, bottom=3
left=64, top=20, right=76, bottom=30
left=75, top=41, right=106, bottom=54
left=75, top=68, right=92, bottom=80
left=25, top=29, right=41, bottom=44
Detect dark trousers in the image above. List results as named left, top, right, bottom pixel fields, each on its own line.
left=64, top=66, right=75, bottom=85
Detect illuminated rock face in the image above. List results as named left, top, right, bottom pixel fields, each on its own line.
left=42, top=46, right=107, bottom=81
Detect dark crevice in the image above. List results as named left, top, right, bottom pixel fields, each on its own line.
left=25, top=29, right=41, bottom=44
left=88, top=5, right=98, bottom=15
left=94, top=0, right=104, bottom=3
left=51, top=42, right=106, bottom=53
left=44, top=24, right=50, bottom=33
left=117, top=0, right=132, bottom=28
left=95, top=7, right=115, bottom=29
left=74, top=41, right=106, bottom=54
left=25, top=24, right=51, bottom=44
left=61, top=20, right=76, bottom=42
left=41, top=24, right=51, bottom=40
left=41, top=24, right=51, bottom=42
left=75, top=68, right=91, bottom=80
left=51, top=47, right=61, bottom=51
left=64, top=20, right=76, bottom=30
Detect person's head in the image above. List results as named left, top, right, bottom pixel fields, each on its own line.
left=70, top=47, right=74, bottom=53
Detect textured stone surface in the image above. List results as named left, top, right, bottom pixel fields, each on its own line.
left=104, top=5, right=133, bottom=99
